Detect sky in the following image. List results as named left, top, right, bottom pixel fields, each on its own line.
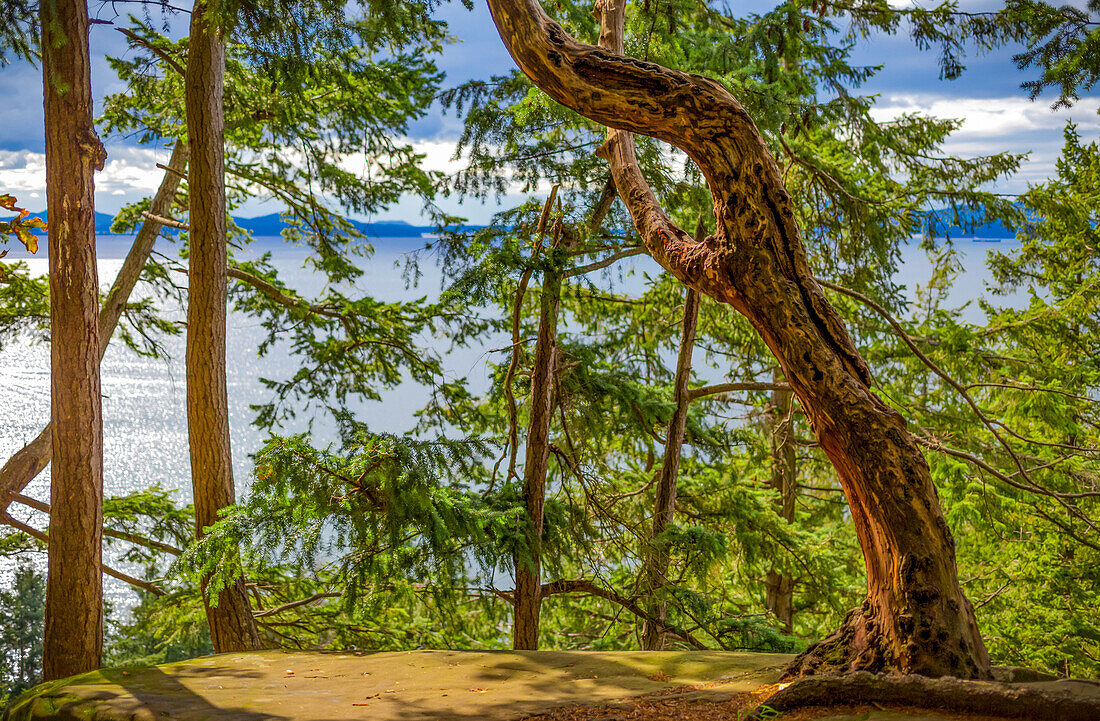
left=0, top=0, right=1098, bottom=225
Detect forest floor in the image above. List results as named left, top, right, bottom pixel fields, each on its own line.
left=3, top=650, right=1096, bottom=721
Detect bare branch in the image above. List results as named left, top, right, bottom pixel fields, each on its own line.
left=11, top=493, right=183, bottom=556
left=565, top=245, right=645, bottom=277
left=688, top=381, right=790, bottom=402
left=1, top=512, right=166, bottom=596
left=253, top=592, right=341, bottom=618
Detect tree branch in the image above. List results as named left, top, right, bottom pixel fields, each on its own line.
left=10, top=493, right=183, bottom=556
left=688, top=381, right=790, bottom=402
left=253, top=592, right=340, bottom=618
left=1, top=512, right=165, bottom=596
left=565, top=245, right=645, bottom=277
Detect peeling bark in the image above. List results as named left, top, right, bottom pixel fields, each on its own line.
left=487, top=0, right=990, bottom=676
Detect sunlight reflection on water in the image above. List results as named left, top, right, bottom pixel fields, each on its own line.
left=0, top=235, right=1015, bottom=611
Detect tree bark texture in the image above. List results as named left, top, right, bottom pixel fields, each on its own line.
left=487, top=0, right=990, bottom=676
left=185, top=0, right=263, bottom=653
left=40, top=0, right=105, bottom=681
left=764, top=367, right=796, bottom=633
left=513, top=266, right=562, bottom=650
left=0, top=142, right=189, bottom=519
left=750, top=672, right=1100, bottom=721
left=640, top=286, right=699, bottom=651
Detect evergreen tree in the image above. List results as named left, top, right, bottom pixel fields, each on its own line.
left=0, top=564, right=45, bottom=705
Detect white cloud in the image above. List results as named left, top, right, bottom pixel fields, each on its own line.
left=870, top=93, right=1100, bottom=191
left=871, top=94, right=1099, bottom=139
left=0, top=144, right=174, bottom=211
left=6, top=94, right=1094, bottom=221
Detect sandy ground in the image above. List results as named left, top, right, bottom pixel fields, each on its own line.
left=6, top=650, right=1095, bottom=721
left=2, top=649, right=790, bottom=721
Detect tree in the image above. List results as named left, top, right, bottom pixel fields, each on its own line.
left=639, top=283, right=699, bottom=650
left=40, top=0, right=107, bottom=681
left=0, top=563, right=45, bottom=704
left=513, top=192, right=564, bottom=650
left=184, top=0, right=264, bottom=652
left=486, top=0, right=989, bottom=677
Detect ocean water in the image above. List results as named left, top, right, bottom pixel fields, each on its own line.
left=0, top=235, right=1018, bottom=606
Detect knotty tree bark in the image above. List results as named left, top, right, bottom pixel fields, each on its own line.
left=0, top=142, right=189, bottom=520
left=40, top=0, right=106, bottom=681
left=185, top=0, right=263, bottom=652
left=640, top=285, right=699, bottom=650
left=764, top=367, right=797, bottom=633
left=513, top=253, right=562, bottom=650
left=488, top=0, right=990, bottom=676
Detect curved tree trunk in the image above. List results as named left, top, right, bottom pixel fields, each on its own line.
left=185, top=0, right=263, bottom=653
left=487, top=0, right=990, bottom=677
left=40, top=0, right=105, bottom=680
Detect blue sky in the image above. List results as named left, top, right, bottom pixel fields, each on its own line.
left=1, top=0, right=1097, bottom=225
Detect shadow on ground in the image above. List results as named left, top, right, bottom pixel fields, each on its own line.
left=1, top=650, right=792, bottom=721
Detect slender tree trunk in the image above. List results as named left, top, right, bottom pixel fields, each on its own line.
left=0, top=143, right=189, bottom=519
left=488, top=0, right=990, bottom=677
left=40, top=0, right=105, bottom=681
left=513, top=263, right=562, bottom=650
left=185, top=0, right=263, bottom=653
left=640, top=285, right=699, bottom=650
left=764, top=367, right=796, bottom=633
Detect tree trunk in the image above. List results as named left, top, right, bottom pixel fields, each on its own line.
left=40, top=0, right=105, bottom=681
left=185, top=0, right=263, bottom=653
left=488, top=0, right=990, bottom=677
left=764, top=367, right=796, bottom=633
left=513, top=262, right=561, bottom=650
left=0, top=142, right=189, bottom=519
left=640, top=285, right=699, bottom=650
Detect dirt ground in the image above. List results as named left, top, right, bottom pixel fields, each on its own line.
left=522, top=680, right=1020, bottom=721
left=5, top=650, right=1092, bottom=721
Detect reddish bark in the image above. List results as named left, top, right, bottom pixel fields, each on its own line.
left=40, top=0, right=105, bottom=681
left=185, top=0, right=263, bottom=652
left=488, top=0, right=990, bottom=676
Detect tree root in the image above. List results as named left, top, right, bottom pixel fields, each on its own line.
left=746, top=671, right=1100, bottom=720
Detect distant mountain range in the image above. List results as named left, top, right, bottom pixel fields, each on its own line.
left=19, top=210, right=463, bottom=239
left=12, top=208, right=1017, bottom=240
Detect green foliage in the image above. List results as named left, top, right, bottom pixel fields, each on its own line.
left=0, top=0, right=36, bottom=66
left=0, top=563, right=45, bottom=706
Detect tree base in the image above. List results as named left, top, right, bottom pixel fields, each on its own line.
left=747, top=671, right=1100, bottom=721
left=785, top=607, right=891, bottom=677
left=785, top=600, right=989, bottom=679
